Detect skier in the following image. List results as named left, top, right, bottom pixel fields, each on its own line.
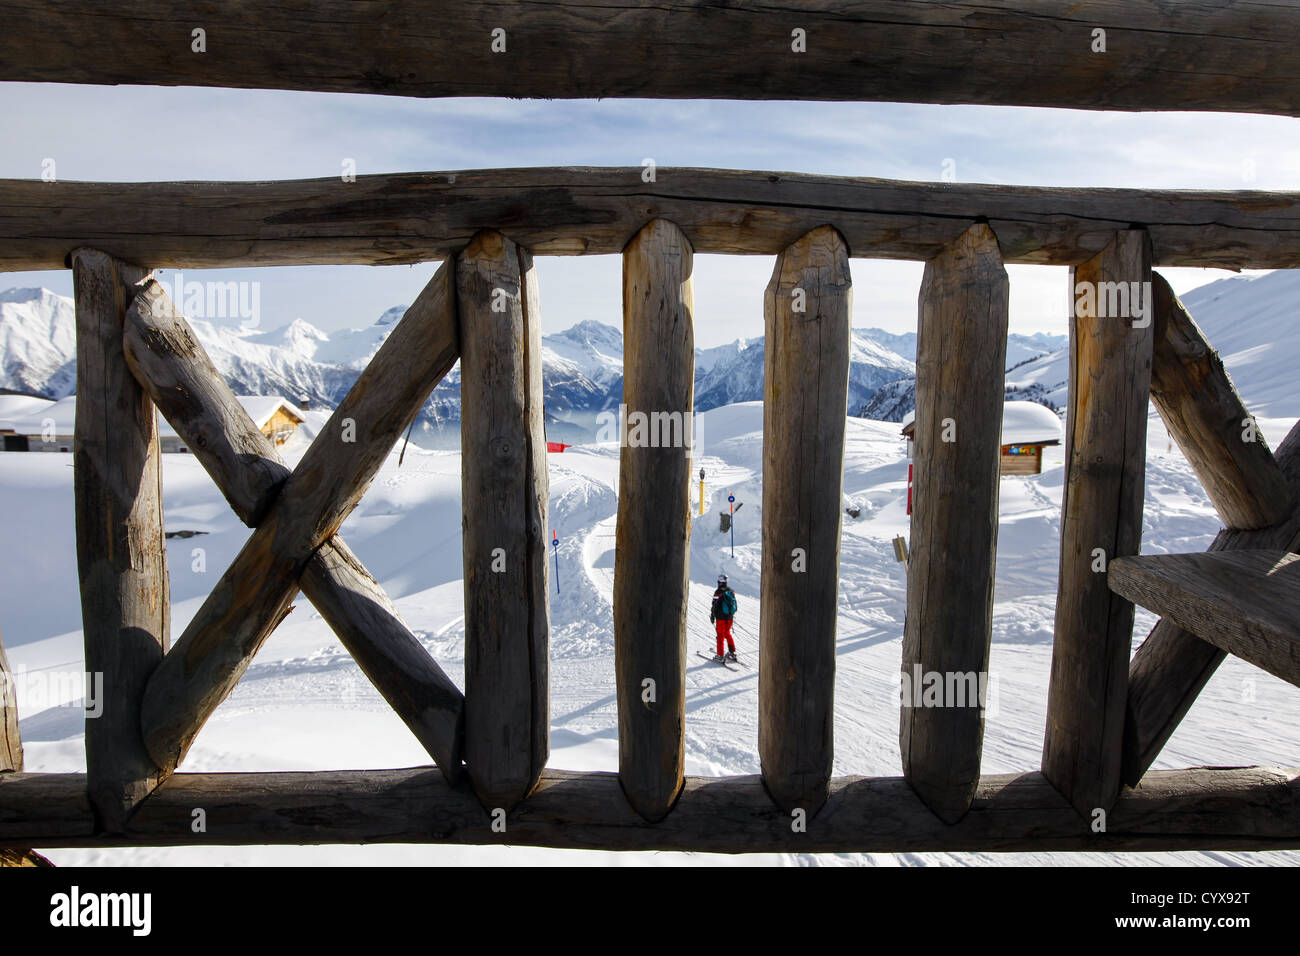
left=710, top=573, right=739, bottom=663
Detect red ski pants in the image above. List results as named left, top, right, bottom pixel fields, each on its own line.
left=715, top=618, right=735, bottom=656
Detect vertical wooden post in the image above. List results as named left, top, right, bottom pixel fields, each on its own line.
left=0, top=629, right=21, bottom=776
left=614, top=219, right=695, bottom=821
left=759, top=225, right=852, bottom=815
left=71, top=248, right=168, bottom=832
left=901, top=223, right=1009, bottom=823
left=458, top=230, right=550, bottom=810
left=1042, top=230, right=1153, bottom=817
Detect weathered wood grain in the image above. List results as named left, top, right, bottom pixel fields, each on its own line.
left=123, top=279, right=291, bottom=525
left=1111, top=551, right=1300, bottom=689
left=1042, top=230, right=1153, bottom=817
left=1123, top=421, right=1300, bottom=785
left=457, top=231, right=549, bottom=810
left=2, top=2, right=1298, bottom=115
left=0, top=630, right=20, bottom=774
left=1149, top=272, right=1291, bottom=531
left=140, top=262, right=458, bottom=775
left=614, top=220, right=694, bottom=821
left=122, top=276, right=464, bottom=781
left=760, top=226, right=851, bottom=814
left=4, top=765, right=1300, bottom=853
left=2, top=171, right=1299, bottom=271
left=71, top=248, right=169, bottom=832
left=902, top=224, right=1008, bottom=823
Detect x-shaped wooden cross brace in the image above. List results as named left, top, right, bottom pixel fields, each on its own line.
left=113, top=259, right=464, bottom=784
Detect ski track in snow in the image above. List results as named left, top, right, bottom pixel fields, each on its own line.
left=5, top=404, right=1300, bottom=867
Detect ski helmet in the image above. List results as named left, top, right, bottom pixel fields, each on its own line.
left=717, top=573, right=728, bottom=585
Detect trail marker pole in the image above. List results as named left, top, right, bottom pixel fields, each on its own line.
left=728, top=494, right=735, bottom=558
left=552, top=529, right=560, bottom=594
left=699, top=467, right=706, bottom=516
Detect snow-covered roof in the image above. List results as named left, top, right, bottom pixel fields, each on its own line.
left=0, top=394, right=54, bottom=430
left=5, top=395, right=304, bottom=436
left=158, top=396, right=304, bottom=437
left=901, top=401, right=1063, bottom=445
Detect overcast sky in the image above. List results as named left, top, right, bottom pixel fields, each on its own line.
left=2, top=82, right=1297, bottom=347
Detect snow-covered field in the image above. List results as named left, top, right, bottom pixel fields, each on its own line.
left=5, top=401, right=1298, bottom=867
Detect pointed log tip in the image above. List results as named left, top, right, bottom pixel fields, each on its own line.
left=903, top=775, right=976, bottom=825
left=462, top=228, right=510, bottom=261
left=760, top=772, right=829, bottom=819
left=619, top=777, right=684, bottom=824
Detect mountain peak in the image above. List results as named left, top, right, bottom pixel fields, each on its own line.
left=0, top=287, right=60, bottom=305
left=376, top=305, right=406, bottom=326
left=557, top=320, right=622, bottom=346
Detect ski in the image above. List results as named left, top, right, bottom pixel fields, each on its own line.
left=696, top=651, right=737, bottom=671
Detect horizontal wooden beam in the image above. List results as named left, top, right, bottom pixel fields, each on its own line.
left=2, top=170, right=1299, bottom=271
left=2, top=765, right=1299, bottom=852
left=1110, top=550, right=1300, bottom=689
left=2, top=2, right=1298, bottom=115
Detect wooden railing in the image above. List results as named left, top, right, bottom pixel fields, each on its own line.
left=1, top=167, right=1298, bottom=852
left=2, top=0, right=1300, bottom=853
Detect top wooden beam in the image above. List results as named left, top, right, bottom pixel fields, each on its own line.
left=2, top=169, right=1299, bottom=271
left=3, top=2, right=1300, bottom=115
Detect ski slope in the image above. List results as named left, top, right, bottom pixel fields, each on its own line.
left=4, top=404, right=1299, bottom=866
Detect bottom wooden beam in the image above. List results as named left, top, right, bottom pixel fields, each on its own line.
left=1, top=766, right=1297, bottom=853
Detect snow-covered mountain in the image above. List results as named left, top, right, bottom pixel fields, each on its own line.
left=857, top=327, right=1066, bottom=368
left=861, top=269, right=1300, bottom=424
left=694, top=330, right=915, bottom=414
left=0, top=288, right=77, bottom=398
left=0, top=289, right=918, bottom=443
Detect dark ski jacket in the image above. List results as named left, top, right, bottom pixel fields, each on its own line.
left=711, top=586, right=737, bottom=622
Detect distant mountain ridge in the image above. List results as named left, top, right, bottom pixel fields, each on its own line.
left=859, top=270, right=1300, bottom=424
left=0, top=288, right=918, bottom=445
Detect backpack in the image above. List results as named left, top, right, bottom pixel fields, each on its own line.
left=720, top=588, right=737, bottom=617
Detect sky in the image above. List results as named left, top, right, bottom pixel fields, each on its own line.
left=1, top=82, right=1298, bottom=347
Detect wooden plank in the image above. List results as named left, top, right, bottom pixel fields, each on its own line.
left=140, top=262, right=458, bottom=775
left=70, top=248, right=168, bottom=832
left=614, top=220, right=695, bottom=822
left=902, top=223, right=1008, bottom=823
left=457, top=231, right=550, bottom=810
left=1123, top=421, right=1300, bottom=785
left=123, top=277, right=464, bottom=780
left=1111, top=551, right=1300, bottom=688
left=3, top=1, right=1299, bottom=115
left=760, top=226, right=852, bottom=814
left=3, top=765, right=1300, bottom=853
left=3, top=171, right=1300, bottom=272
left=1042, top=230, right=1153, bottom=816
left=1149, top=272, right=1291, bottom=531
left=0, top=630, right=19, bottom=774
